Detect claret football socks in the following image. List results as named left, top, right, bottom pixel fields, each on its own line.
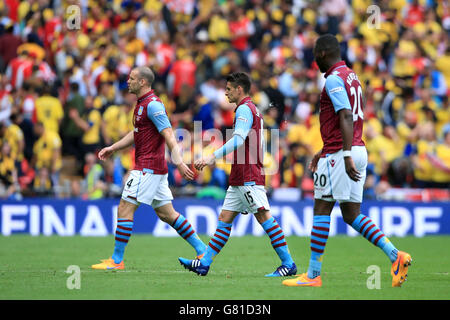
left=307, top=215, right=330, bottom=279
left=261, top=217, right=297, bottom=276
left=91, top=218, right=133, bottom=270
left=112, top=218, right=134, bottom=264
left=351, top=214, right=398, bottom=263
left=171, top=213, right=207, bottom=258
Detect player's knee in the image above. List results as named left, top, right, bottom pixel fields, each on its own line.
left=156, top=214, right=166, bottom=223
left=155, top=206, right=177, bottom=224
left=254, top=209, right=271, bottom=224
left=342, top=211, right=359, bottom=225
left=218, top=210, right=236, bottom=224
left=117, top=200, right=136, bottom=220
left=156, top=211, right=173, bottom=224
left=340, top=203, right=361, bottom=225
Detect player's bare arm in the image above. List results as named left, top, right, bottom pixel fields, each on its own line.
left=98, top=131, right=134, bottom=160
left=195, top=95, right=252, bottom=172
left=338, top=109, right=361, bottom=182
left=160, top=127, right=194, bottom=181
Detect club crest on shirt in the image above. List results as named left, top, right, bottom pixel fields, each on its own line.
left=329, top=159, right=336, bottom=167
left=138, top=106, right=144, bottom=115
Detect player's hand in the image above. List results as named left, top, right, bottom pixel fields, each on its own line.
left=178, top=162, right=194, bottom=181
left=344, top=157, right=361, bottom=182
left=308, top=152, right=321, bottom=172
left=68, top=109, right=79, bottom=119
left=98, top=146, right=114, bottom=161
left=194, top=155, right=215, bottom=171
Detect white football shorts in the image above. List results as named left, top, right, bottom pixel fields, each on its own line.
left=121, top=169, right=173, bottom=208
left=313, top=146, right=367, bottom=203
left=222, top=184, right=270, bottom=214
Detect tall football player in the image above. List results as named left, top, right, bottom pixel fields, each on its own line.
left=283, top=34, right=411, bottom=288
left=179, top=72, right=297, bottom=277
left=92, top=67, right=206, bottom=270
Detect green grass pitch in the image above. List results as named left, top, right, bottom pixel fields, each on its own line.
left=0, top=235, right=448, bottom=300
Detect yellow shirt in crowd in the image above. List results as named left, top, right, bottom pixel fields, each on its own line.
left=33, top=130, right=62, bottom=171
left=4, top=124, right=24, bottom=161
left=432, top=143, right=450, bottom=183
left=103, top=105, right=132, bottom=143
left=82, top=109, right=102, bottom=145
left=366, top=134, right=403, bottom=176
left=35, top=95, right=64, bottom=133
left=414, top=140, right=435, bottom=182
left=286, top=119, right=323, bottom=156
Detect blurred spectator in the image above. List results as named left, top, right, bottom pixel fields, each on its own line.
left=435, top=44, right=450, bottom=90
left=61, top=82, right=85, bottom=174
left=278, top=64, right=301, bottom=113
left=5, top=50, right=33, bottom=90
left=396, top=110, right=420, bottom=157
left=411, top=122, right=438, bottom=188
left=10, top=111, right=35, bottom=162
left=70, top=179, right=82, bottom=199
left=207, top=5, right=231, bottom=46
left=280, top=143, right=306, bottom=188
left=286, top=112, right=321, bottom=159
left=31, top=121, right=61, bottom=193
left=427, top=123, right=450, bottom=188
left=2, top=114, right=24, bottom=166
left=363, top=164, right=377, bottom=200
left=0, top=75, right=13, bottom=123
left=0, top=131, right=20, bottom=199
left=228, top=4, right=254, bottom=69
left=136, top=8, right=168, bottom=47
left=102, top=157, right=123, bottom=197
left=167, top=49, right=196, bottom=99
left=203, top=162, right=228, bottom=190
left=32, top=166, right=52, bottom=197
left=83, top=152, right=106, bottom=200
left=319, top=0, right=349, bottom=36
left=365, top=119, right=399, bottom=180
left=415, top=60, right=447, bottom=103
left=101, top=103, right=132, bottom=146
left=436, top=96, right=450, bottom=136
left=171, top=83, right=195, bottom=129
left=0, top=22, right=22, bottom=72
left=403, top=0, right=426, bottom=29
left=193, top=94, right=215, bottom=131
left=260, top=77, right=285, bottom=126
left=20, top=81, right=37, bottom=121
left=70, top=95, right=102, bottom=157
left=34, top=83, right=63, bottom=133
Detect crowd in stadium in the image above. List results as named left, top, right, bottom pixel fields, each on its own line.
left=0, top=0, right=449, bottom=201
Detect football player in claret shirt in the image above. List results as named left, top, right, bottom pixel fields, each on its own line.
left=92, top=67, right=206, bottom=270
left=178, top=72, right=297, bottom=277
left=283, top=34, right=411, bottom=288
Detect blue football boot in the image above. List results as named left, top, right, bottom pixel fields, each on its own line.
left=178, top=257, right=210, bottom=276
left=265, top=262, right=297, bottom=277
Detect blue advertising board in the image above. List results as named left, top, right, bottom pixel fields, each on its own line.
left=0, top=198, right=449, bottom=237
